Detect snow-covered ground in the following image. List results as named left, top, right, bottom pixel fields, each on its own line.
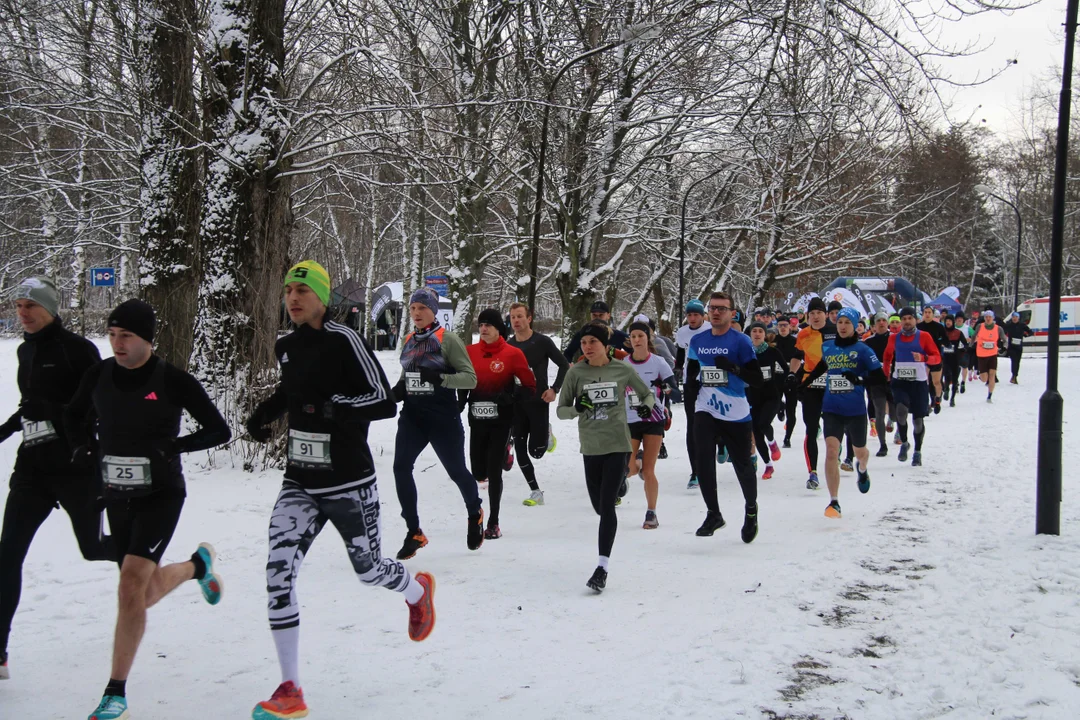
left=2, top=340, right=1079, bottom=719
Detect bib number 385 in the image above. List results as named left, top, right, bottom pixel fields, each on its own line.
left=288, top=430, right=332, bottom=470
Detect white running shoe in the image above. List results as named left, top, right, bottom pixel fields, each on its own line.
left=523, top=489, right=545, bottom=506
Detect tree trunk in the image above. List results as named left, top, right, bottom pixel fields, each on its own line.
left=136, top=0, right=200, bottom=368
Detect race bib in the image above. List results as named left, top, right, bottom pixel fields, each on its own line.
left=809, top=374, right=827, bottom=389
left=470, top=402, right=498, bottom=420
left=982, top=341, right=995, bottom=350
left=761, top=366, right=773, bottom=381
left=942, top=345, right=955, bottom=354
left=829, top=375, right=854, bottom=394
left=288, top=430, right=331, bottom=469
left=1010, top=338, right=1021, bottom=346
left=21, top=418, right=57, bottom=447
left=896, top=367, right=917, bottom=380
left=583, top=381, right=619, bottom=408
left=102, top=455, right=152, bottom=490
left=627, top=390, right=644, bottom=407
left=700, top=367, right=729, bottom=387
left=405, top=371, right=434, bottom=395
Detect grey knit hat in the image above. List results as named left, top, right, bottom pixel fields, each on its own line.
left=12, top=276, right=60, bottom=317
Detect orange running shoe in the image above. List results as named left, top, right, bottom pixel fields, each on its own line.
left=408, top=572, right=436, bottom=642
left=870, top=424, right=878, bottom=438
left=252, top=681, right=309, bottom=719
left=762, top=465, right=774, bottom=480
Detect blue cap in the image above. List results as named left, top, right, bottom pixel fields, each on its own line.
left=685, top=299, right=705, bottom=314
left=837, top=307, right=861, bottom=326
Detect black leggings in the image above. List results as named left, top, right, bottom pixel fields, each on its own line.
left=469, top=420, right=513, bottom=526
left=783, top=388, right=799, bottom=442
left=583, top=453, right=627, bottom=559
left=942, top=357, right=960, bottom=397
left=684, top=386, right=700, bottom=477
left=1, top=474, right=114, bottom=651
left=693, top=413, right=757, bottom=515
left=1009, top=348, right=1023, bottom=378
left=752, top=396, right=781, bottom=463
left=800, top=389, right=824, bottom=473
left=512, top=400, right=549, bottom=491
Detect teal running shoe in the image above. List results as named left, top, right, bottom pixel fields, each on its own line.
left=89, top=695, right=129, bottom=720
left=195, top=542, right=224, bottom=605
left=717, top=446, right=729, bottom=464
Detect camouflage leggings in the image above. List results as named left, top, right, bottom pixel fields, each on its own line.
left=266, top=481, right=412, bottom=631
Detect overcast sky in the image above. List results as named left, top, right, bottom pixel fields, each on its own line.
left=939, top=0, right=1070, bottom=139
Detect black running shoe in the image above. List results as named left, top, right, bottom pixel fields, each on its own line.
left=782, top=438, right=792, bottom=449
left=0, top=649, right=9, bottom=680
left=960, top=382, right=966, bottom=394
left=618, top=477, right=629, bottom=498
left=740, top=504, right=758, bottom=544
left=696, top=511, right=726, bottom=536
left=396, top=530, right=429, bottom=560
left=876, top=445, right=888, bottom=457
left=586, top=566, right=607, bottom=593
left=467, top=509, right=485, bottom=551
left=658, top=442, right=668, bottom=460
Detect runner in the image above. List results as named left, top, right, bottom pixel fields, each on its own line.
left=746, top=322, right=785, bottom=480
left=774, top=317, right=799, bottom=448
left=1003, top=311, right=1034, bottom=384
left=966, top=310, right=982, bottom=383
left=788, top=298, right=837, bottom=490
left=888, top=314, right=902, bottom=334
left=801, top=308, right=886, bottom=518
left=673, top=300, right=710, bottom=489
left=974, top=310, right=1007, bottom=402
left=632, top=314, right=676, bottom=371
left=0, top=276, right=114, bottom=681
left=556, top=325, right=655, bottom=592
left=622, top=322, right=675, bottom=529
left=64, top=299, right=230, bottom=720
left=863, top=312, right=897, bottom=456
left=562, top=301, right=630, bottom=363
left=941, top=314, right=968, bottom=406
left=245, top=262, right=433, bottom=720
left=507, top=303, right=569, bottom=507
left=462, top=309, right=536, bottom=539
left=827, top=300, right=843, bottom=326
left=953, top=312, right=971, bottom=393
left=882, top=307, right=942, bottom=466
left=685, top=292, right=765, bottom=542
left=391, top=288, right=483, bottom=559
left=917, top=306, right=948, bottom=413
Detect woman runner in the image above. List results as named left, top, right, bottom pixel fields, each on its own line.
left=746, top=322, right=786, bottom=479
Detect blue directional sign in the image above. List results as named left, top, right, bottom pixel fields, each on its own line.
left=90, top=267, right=116, bottom=287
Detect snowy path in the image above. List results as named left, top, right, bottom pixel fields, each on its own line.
left=1, top=343, right=1078, bottom=719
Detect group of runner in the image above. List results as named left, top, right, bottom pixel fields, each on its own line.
left=0, top=265, right=1034, bottom=719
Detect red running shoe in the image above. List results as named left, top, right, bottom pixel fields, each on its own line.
left=408, top=572, right=436, bottom=642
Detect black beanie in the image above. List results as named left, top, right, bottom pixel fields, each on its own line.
left=108, top=299, right=155, bottom=344
left=477, top=308, right=506, bottom=335
left=807, top=297, right=827, bottom=314
left=580, top=323, right=611, bottom=346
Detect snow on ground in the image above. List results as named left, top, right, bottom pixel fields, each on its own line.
left=1, top=340, right=1079, bottom=719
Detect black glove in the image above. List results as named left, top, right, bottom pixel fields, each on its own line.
left=574, top=393, right=594, bottom=413
left=19, top=398, right=53, bottom=421
left=841, top=371, right=863, bottom=386
left=785, top=374, right=800, bottom=392
left=418, top=367, right=443, bottom=386
left=245, top=413, right=272, bottom=443
left=70, top=444, right=94, bottom=470
left=151, top=438, right=177, bottom=460
left=713, top=355, right=738, bottom=373
left=392, top=381, right=405, bottom=403
left=635, top=404, right=652, bottom=420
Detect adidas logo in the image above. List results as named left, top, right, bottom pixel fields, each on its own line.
left=281, top=353, right=289, bottom=363
left=144, top=392, right=158, bottom=401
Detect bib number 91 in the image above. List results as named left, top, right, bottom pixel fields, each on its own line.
left=288, top=430, right=331, bottom=469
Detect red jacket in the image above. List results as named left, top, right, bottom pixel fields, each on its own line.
left=465, top=337, right=536, bottom=401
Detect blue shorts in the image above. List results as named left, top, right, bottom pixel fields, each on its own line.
left=890, top=379, right=930, bottom=418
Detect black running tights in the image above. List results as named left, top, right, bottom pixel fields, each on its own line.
left=582, top=453, right=627, bottom=559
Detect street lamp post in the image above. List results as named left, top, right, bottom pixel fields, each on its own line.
left=678, top=166, right=727, bottom=312
left=974, top=184, right=1023, bottom=311
left=1034, top=0, right=1077, bottom=537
